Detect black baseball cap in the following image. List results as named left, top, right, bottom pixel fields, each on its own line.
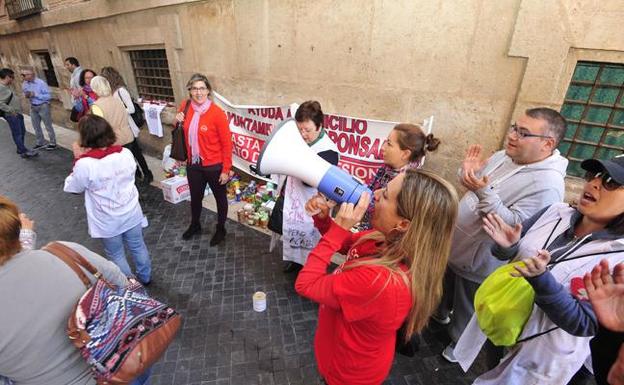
left=581, top=155, right=624, bottom=185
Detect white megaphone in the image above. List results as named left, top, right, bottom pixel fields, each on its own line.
left=256, top=119, right=371, bottom=205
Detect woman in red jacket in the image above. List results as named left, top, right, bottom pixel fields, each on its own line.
left=296, top=169, right=459, bottom=385
left=175, top=74, right=232, bottom=245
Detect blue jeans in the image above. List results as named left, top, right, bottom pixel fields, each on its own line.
left=101, top=222, right=151, bottom=283
left=4, top=113, right=28, bottom=154
left=30, top=102, right=56, bottom=146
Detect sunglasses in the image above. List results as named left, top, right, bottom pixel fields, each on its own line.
left=584, top=170, right=623, bottom=191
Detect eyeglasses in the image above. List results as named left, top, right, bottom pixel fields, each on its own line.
left=584, top=170, right=623, bottom=191
left=189, top=87, right=208, bottom=93
left=509, top=123, right=552, bottom=139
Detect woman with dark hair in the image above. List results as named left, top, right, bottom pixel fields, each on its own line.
left=174, top=73, right=232, bottom=245
left=296, top=169, right=459, bottom=385
left=100, top=66, right=153, bottom=184
left=72, top=69, right=97, bottom=115
left=0, top=196, right=151, bottom=384
left=358, top=123, right=441, bottom=230
left=279, top=100, right=340, bottom=273
left=63, top=115, right=152, bottom=284
left=454, top=155, right=624, bottom=384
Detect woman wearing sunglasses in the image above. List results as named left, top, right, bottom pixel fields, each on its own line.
left=454, top=155, right=624, bottom=384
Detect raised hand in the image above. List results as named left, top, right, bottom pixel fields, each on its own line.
left=584, top=259, right=624, bottom=332
left=19, top=213, right=35, bottom=230
left=482, top=212, right=522, bottom=248
left=462, top=144, right=487, bottom=173
left=511, top=250, right=551, bottom=278
left=334, top=192, right=370, bottom=230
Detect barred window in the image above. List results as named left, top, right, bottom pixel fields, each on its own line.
left=559, top=61, right=624, bottom=176
left=128, top=49, right=174, bottom=102
left=34, top=51, right=59, bottom=87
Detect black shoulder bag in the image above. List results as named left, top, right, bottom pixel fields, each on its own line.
left=170, top=100, right=192, bottom=162
left=117, top=90, right=145, bottom=128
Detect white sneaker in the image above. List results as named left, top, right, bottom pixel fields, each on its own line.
left=442, top=344, right=458, bottom=363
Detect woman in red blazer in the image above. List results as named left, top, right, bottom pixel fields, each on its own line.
left=175, top=74, right=232, bottom=245
left=296, top=169, right=459, bottom=385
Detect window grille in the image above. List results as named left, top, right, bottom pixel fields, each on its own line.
left=559, top=61, right=624, bottom=176
left=5, top=0, right=44, bottom=20
left=128, top=49, right=174, bottom=102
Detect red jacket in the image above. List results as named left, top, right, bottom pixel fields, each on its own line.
left=178, top=101, right=233, bottom=173
left=295, top=216, right=412, bottom=385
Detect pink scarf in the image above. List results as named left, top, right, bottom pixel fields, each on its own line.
left=188, top=99, right=212, bottom=164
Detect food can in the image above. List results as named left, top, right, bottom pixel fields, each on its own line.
left=253, top=291, right=266, bottom=312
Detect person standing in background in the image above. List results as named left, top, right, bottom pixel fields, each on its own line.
left=20, top=67, right=57, bottom=151
left=100, top=66, right=153, bottom=184
left=0, top=68, right=37, bottom=158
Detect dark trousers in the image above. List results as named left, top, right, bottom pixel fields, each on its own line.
left=5, top=113, right=29, bottom=154
left=187, top=163, right=228, bottom=227
left=124, top=139, right=152, bottom=178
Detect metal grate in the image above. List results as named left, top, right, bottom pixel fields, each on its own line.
left=558, top=61, right=624, bottom=176
left=5, top=0, right=44, bottom=20
left=128, top=49, right=174, bottom=102
left=34, top=51, right=59, bottom=88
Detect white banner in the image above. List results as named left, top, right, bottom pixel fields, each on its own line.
left=213, top=92, right=433, bottom=185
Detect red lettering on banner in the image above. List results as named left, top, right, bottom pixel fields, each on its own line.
left=323, top=115, right=367, bottom=135
left=247, top=107, right=285, bottom=121
left=327, top=132, right=383, bottom=160
left=338, top=161, right=378, bottom=184
left=231, top=133, right=265, bottom=164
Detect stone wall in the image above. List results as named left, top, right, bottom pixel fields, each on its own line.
left=1, top=0, right=622, bottom=196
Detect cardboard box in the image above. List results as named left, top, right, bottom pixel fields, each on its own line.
left=161, top=176, right=190, bottom=204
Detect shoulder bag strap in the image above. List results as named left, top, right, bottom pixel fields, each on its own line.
left=181, top=99, right=192, bottom=126
left=518, top=248, right=624, bottom=343
left=43, top=242, right=102, bottom=288
left=117, top=89, right=128, bottom=109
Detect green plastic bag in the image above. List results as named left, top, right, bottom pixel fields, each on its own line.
left=474, top=261, right=536, bottom=346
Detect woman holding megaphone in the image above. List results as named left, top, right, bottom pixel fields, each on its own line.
left=295, top=169, right=459, bottom=385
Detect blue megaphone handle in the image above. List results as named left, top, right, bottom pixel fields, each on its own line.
left=318, top=166, right=372, bottom=205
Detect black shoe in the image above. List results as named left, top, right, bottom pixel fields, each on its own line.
left=20, top=150, right=39, bottom=159
left=282, top=261, right=302, bottom=273
left=45, top=143, right=57, bottom=150
left=33, top=143, right=47, bottom=150
left=182, top=223, right=201, bottom=240
left=210, top=225, right=227, bottom=246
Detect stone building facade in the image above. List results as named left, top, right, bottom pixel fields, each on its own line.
left=1, top=0, right=623, bottom=198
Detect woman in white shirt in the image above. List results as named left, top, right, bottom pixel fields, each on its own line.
left=101, top=66, right=154, bottom=184
left=63, top=115, right=152, bottom=284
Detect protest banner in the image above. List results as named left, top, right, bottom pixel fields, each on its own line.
left=213, top=92, right=433, bottom=185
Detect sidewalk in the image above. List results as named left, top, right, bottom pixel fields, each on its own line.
left=21, top=115, right=272, bottom=236
left=3, top=116, right=488, bottom=385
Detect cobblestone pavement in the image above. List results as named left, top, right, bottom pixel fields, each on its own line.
left=3, top=121, right=588, bottom=385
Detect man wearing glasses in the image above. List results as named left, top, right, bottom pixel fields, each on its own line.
left=20, top=67, right=57, bottom=151
left=438, top=107, right=569, bottom=364
left=0, top=68, right=38, bottom=158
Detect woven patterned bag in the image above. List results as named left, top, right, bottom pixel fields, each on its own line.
left=44, top=242, right=181, bottom=385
